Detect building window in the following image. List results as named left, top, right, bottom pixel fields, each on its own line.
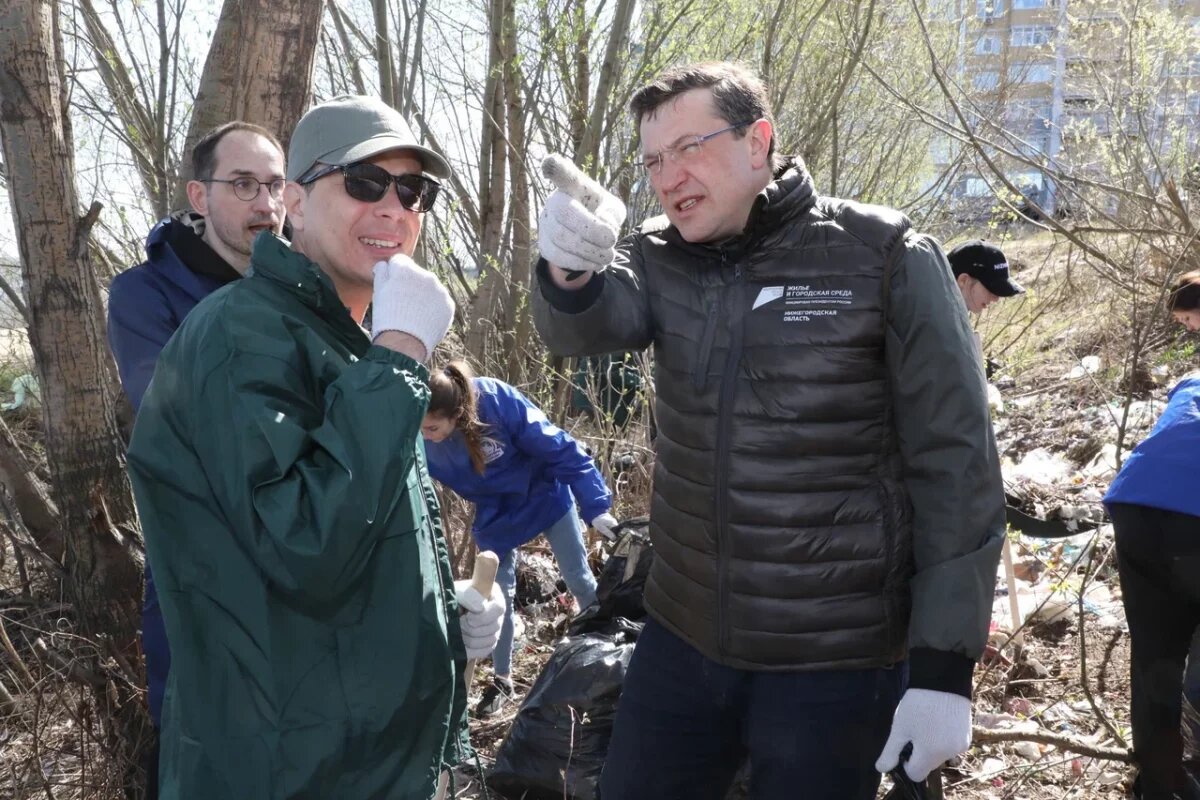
left=978, top=0, right=1006, bottom=18
left=1017, top=132, right=1051, bottom=157
left=930, top=138, right=954, bottom=163
left=1066, top=59, right=1095, bottom=78
left=961, top=176, right=992, bottom=197
left=1009, top=100, right=1052, bottom=126
left=927, top=0, right=957, bottom=19
left=1168, top=54, right=1200, bottom=77
left=1010, top=63, right=1053, bottom=82
left=1011, top=25, right=1054, bottom=47
left=974, top=71, right=1001, bottom=91
left=1013, top=171, right=1046, bottom=191
left=976, top=34, right=1002, bottom=54
left=1013, top=0, right=1047, bottom=8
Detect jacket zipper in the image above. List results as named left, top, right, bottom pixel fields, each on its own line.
left=877, top=477, right=899, bottom=647
left=412, top=451, right=464, bottom=764
left=714, top=252, right=744, bottom=658
left=692, top=299, right=721, bottom=394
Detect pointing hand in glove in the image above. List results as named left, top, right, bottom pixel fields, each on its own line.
left=538, top=154, right=627, bottom=274
left=875, top=688, right=972, bottom=782
left=454, top=580, right=505, bottom=660
left=590, top=512, right=620, bottom=541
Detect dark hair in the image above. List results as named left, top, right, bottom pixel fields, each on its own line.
left=1168, top=271, right=1200, bottom=312
left=629, top=61, right=779, bottom=168
left=191, top=121, right=283, bottom=181
left=428, top=360, right=488, bottom=474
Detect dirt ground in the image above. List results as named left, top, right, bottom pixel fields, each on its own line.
left=444, top=549, right=1138, bottom=799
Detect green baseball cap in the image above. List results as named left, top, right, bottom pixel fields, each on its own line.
left=286, top=95, right=452, bottom=182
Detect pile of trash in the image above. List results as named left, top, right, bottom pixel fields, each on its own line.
left=488, top=519, right=653, bottom=800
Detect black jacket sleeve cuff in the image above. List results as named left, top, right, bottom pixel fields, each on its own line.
left=907, top=647, right=975, bottom=698
left=535, top=257, right=605, bottom=313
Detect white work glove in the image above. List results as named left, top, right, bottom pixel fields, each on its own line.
left=454, top=579, right=505, bottom=660
left=875, top=688, right=972, bottom=782
left=370, top=254, right=455, bottom=359
left=538, top=154, right=626, bottom=273
left=590, top=512, right=620, bottom=541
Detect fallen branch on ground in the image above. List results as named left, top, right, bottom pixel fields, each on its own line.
left=973, top=726, right=1133, bottom=762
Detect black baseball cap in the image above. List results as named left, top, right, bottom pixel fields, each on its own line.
left=948, top=240, right=1024, bottom=297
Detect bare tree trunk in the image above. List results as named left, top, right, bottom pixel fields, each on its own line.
left=175, top=0, right=323, bottom=206
left=372, top=0, right=395, bottom=107
left=568, top=0, right=588, bottom=155
left=77, top=0, right=171, bottom=217
left=465, top=0, right=511, bottom=361
left=328, top=0, right=368, bottom=94
left=400, top=0, right=428, bottom=119
left=0, top=0, right=150, bottom=788
left=576, top=0, right=636, bottom=167
left=501, top=0, right=532, bottom=383
left=0, top=415, right=63, bottom=561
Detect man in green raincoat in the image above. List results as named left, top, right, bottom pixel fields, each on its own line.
left=127, top=96, right=505, bottom=800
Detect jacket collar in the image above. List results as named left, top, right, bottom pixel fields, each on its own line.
left=248, top=233, right=366, bottom=338
left=143, top=213, right=236, bottom=301
left=152, top=210, right=242, bottom=285
left=748, top=157, right=817, bottom=234
left=659, top=156, right=817, bottom=262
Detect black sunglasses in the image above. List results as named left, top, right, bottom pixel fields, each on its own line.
left=300, top=162, right=441, bottom=212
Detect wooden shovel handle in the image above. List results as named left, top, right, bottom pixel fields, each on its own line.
left=463, top=550, right=501, bottom=695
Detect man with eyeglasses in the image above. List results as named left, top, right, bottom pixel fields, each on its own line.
left=534, top=62, right=1003, bottom=799
left=110, top=121, right=287, bottom=413
left=107, top=120, right=286, bottom=799
left=124, top=95, right=502, bottom=799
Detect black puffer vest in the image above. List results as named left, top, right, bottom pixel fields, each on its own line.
left=640, top=159, right=914, bottom=670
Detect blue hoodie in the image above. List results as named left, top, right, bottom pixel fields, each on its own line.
left=424, top=377, right=612, bottom=554
left=1105, top=375, right=1200, bottom=519
left=107, top=212, right=240, bottom=725
left=109, top=213, right=239, bottom=412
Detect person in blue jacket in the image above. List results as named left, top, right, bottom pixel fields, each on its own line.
left=422, top=360, right=619, bottom=717
left=109, top=122, right=287, bottom=413
left=1105, top=271, right=1200, bottom=800
left=106, top=121, right=286, bottom=795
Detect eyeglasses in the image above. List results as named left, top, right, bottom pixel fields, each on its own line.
left=640, top=121, right=755, bottom=176
left=202, top=176, right=286, bottom=202
left=300, top=162, right=441, bottom=213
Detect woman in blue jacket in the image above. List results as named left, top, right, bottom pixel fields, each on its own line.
left=1105, top=272, right=1200, bottom=800
left=422, top=360, right=618, bottom=717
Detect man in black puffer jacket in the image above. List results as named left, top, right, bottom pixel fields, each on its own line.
left=533, top=62, right=1004, bottom=800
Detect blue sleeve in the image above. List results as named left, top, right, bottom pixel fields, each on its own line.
left=489, top=381, right=612, bottom=522
left=108, top=270, right=177, bottom=413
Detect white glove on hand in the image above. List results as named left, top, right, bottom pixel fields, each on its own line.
left=875, top=688, right=972, bottom=781
left=538, top=154, right=626, bottom=273
left=454, top=580, right=505, bottom=660
left=370, top=254, right=455, bottom=359
left=590, top=512, right=620, bottom=541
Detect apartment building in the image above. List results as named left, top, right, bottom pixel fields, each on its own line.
left=935, top=0, right=1200, bottom=216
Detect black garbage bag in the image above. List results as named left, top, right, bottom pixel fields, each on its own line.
left=570, top=517, right=653, bottom=636
left=488, top=622, right=641, bottom=800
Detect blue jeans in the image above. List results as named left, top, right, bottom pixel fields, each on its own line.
left=600, top=619, right=905, bottom=800
left=493, top=510, right=597, bottom=676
